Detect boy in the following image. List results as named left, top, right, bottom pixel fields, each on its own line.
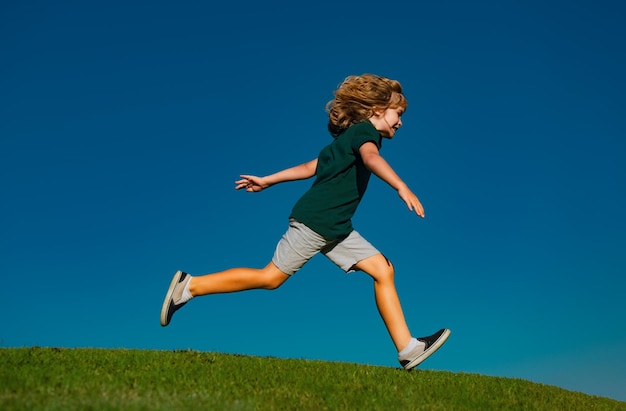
left=161, top=74, right=450, bottom=370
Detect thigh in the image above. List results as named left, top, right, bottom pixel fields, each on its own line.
left=323, top=230, right=380, bottom=273
left=272, top=219, right=327, bottom=275
left=352, top=253, right=394, bottom=282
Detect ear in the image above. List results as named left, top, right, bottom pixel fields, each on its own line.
left=370, top=107, right=385, bottom=118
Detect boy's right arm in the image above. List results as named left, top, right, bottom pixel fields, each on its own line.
left=360, top=142, right=425, bottom=218
left=235, top=158, right=318, bottom=192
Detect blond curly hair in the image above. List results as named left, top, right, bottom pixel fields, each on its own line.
left=326, top=74, right=408, bottom=137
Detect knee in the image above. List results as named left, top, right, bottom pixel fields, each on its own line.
left=262, top=275, right=286, bottom=290
left=379, top=260, right=395, bottom=283
left=355, top=253, right=396, bottom=283
left=371, top=256, right=395, bottom=284
left=260, top=266, right=289, bottom=290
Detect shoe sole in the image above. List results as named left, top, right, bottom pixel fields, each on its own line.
left=404, top=328, right=451, bottom=370
left=160, top=270, right=184, bottom=326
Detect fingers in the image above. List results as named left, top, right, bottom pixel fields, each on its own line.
left=236, top=175, right=252, bottom=184
left=414, top=204, right=425, bottom=218
left=235, top=179, right=249, bottom=190
left=235, top=176, right=252, bottom=190
left=235, top=175, right=263, bottom=192
left=406, top=197, right=425, bottom=218
left=407, top=202, right=424, bottom=218
left=411, top=197, right=425, bottom=218
left=399, top=189, right=425, bottom=218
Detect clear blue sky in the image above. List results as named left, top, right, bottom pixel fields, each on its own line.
left=2, top=0, right=625, bottom=402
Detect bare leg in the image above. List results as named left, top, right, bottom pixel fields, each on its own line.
left=353, top=254, right=412, bottom=352
left=189, top=262, right=289, bottom=296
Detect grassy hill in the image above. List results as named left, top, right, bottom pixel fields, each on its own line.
left=1, top=347, right=624, bottom=410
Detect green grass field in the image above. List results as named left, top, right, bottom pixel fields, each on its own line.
left=1, top=347, right=624, bottom=410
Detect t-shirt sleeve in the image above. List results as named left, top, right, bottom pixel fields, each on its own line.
left=350, top=122, right=381, bottom=152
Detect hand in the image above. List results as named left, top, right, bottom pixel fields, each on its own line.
left=235, top=175, right=268, bottom=192
left=397, top=185, right=425, bottom=218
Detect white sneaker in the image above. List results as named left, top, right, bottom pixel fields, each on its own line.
left=160, top=270, right=191, bottom=326
left=398, top=328, right=450, bottom=370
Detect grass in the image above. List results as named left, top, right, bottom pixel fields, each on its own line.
left=1, top=347, right=624, bottom=410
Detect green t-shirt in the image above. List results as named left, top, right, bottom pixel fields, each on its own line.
left=290, top=121, right=382, bottom=240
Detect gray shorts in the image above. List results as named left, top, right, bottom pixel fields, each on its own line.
left=272, top=219, right=380, bottom=275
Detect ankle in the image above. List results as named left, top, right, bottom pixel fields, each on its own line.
left=179, top=276, right=194, bottom=302
left=398, top=338, right=425, bottom=356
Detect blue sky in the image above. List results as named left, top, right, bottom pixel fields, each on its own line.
left=2, top=0, right=625, bottom=403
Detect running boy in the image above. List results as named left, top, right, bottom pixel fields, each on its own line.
left=161, top=74, right=450, bottom=370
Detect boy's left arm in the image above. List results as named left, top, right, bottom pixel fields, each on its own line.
left=235, top=158, right=318, bottom=192
left=359, top=142, right=425, bottom=218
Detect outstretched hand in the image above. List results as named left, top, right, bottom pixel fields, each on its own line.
left=235, top=175, right=268, bottom=192
left=397, top=185, right=425, bottom=218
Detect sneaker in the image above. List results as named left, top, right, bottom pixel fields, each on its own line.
left=160, top=270, right=191, bottom=326
left=398, top=328, right=451, bottom=370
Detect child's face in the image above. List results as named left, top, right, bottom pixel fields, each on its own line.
left=370, top=107, right=405, bottom=138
